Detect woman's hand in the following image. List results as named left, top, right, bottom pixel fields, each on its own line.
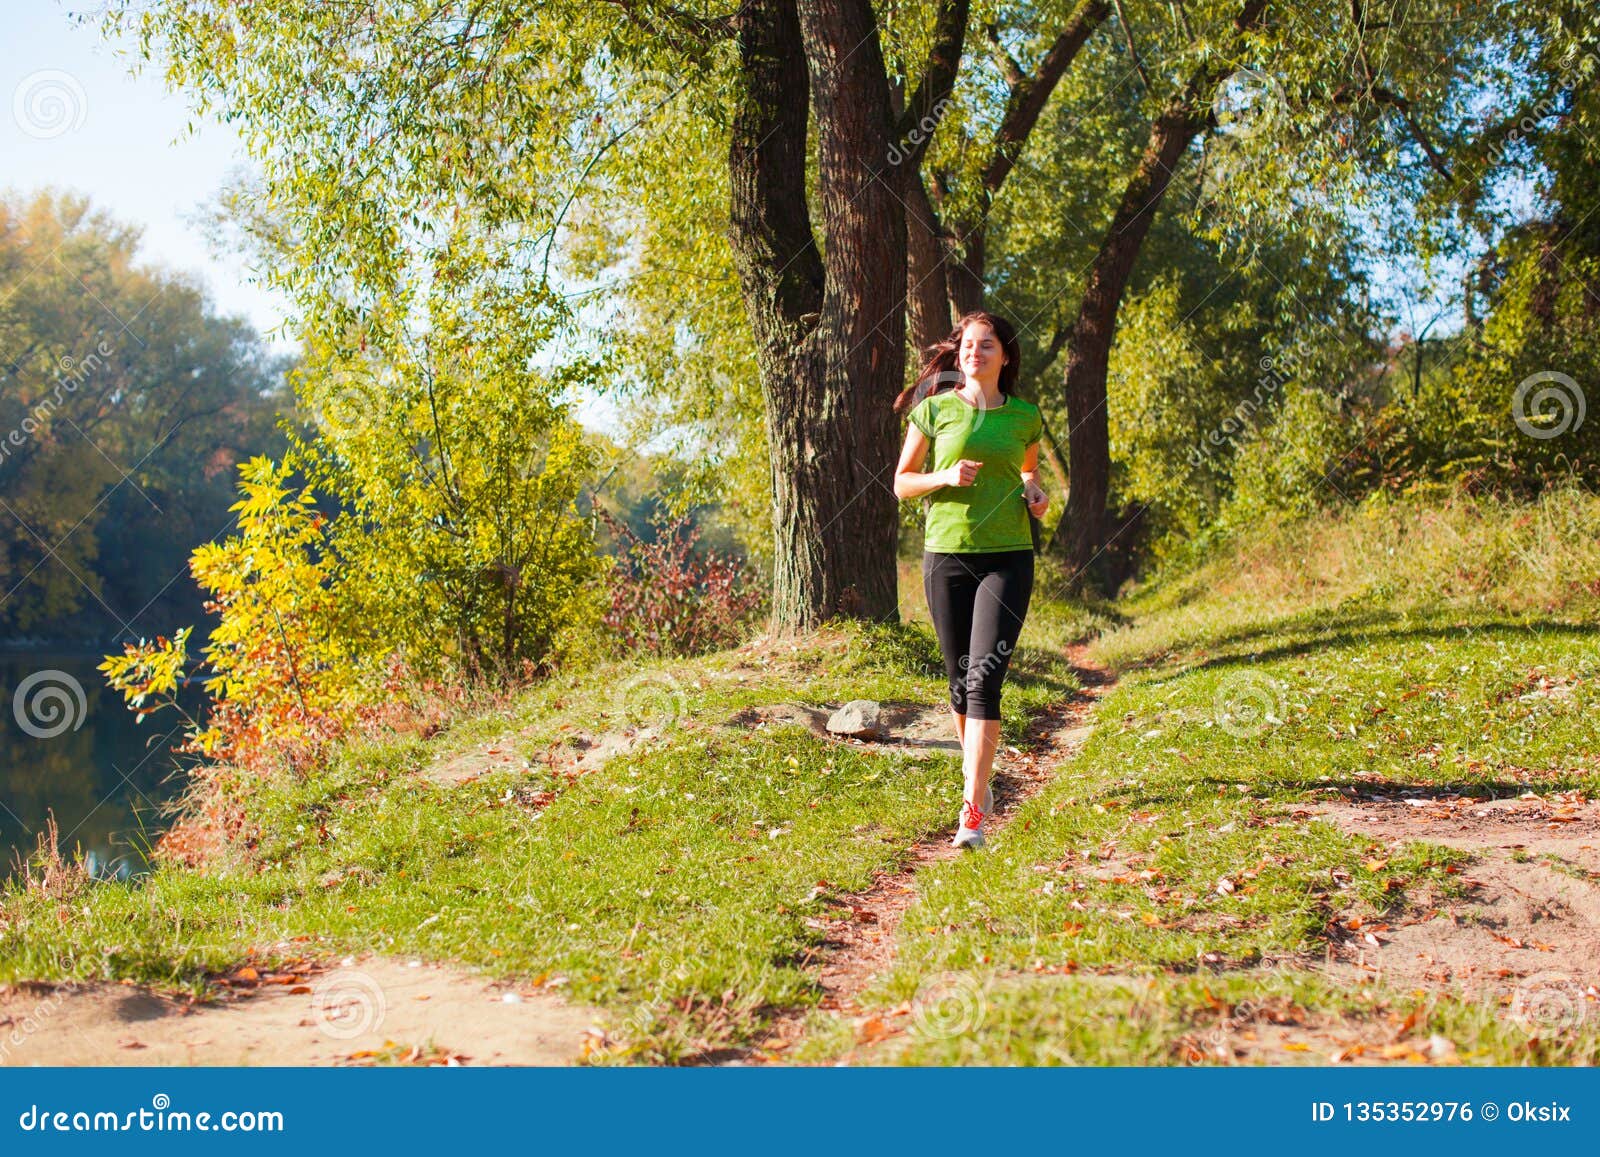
left=1023, top=477, right=1048, bottom=517
left=943, top=459, right=983, bottom=487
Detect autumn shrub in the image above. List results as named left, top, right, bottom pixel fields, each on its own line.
left=596, top=506, right=767, bottom=656
left=100, top=456, right=388, bottom=778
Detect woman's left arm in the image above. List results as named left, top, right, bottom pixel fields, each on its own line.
left=1021, top=440, right=1048, bottom=517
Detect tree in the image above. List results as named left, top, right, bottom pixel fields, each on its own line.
left=720, top=0, right=967, bottom=628
left=1042, top=0, right=1511, bottom=585
left=116, top=0, right=972, bottom=634
left=906, top=0, right=1111, bottom=352
left=0, top=189, right=290, bottom=641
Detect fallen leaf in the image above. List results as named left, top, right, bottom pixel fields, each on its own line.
left=856, top=1016, right=898, bottom=1044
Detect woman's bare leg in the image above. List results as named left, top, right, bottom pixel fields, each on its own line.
left=963, top=718, right=1002, bottom=812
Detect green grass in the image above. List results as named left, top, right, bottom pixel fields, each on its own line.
left=0, top=587, right=1091, bottom=1061
left=793, top=487, right=1600, bottom=1066
left=7, top=486, right=1600, bottom=1065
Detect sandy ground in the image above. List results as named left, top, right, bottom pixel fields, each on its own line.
left=1173, top=790, right=1600, bottom=1065
left=0, top=955, right=604, bottom=1067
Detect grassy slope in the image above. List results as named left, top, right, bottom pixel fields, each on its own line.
left=5, top=487, right=1599, bottom=1064
left=0, top=561, right=1096, bottom=1060
left=794, top=486, right=1600, bottom=1064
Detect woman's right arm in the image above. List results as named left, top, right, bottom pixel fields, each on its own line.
left=889, top=422, right=972, bottom=499
left=894, top=423, right=956, bottom=500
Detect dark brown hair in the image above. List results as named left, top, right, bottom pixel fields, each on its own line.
left=893, top=310, right=1022, bottom=415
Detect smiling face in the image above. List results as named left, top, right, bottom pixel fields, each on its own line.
left=959, top=320, right=1007, bottom=383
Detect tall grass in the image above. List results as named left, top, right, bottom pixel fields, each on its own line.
left=1094, top=481, right=1600, bottom=672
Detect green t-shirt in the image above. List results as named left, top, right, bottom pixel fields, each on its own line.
left=908, top=389, right=1043, bottom=553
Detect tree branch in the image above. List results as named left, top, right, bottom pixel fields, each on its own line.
left=1341, top=0, right=1452, bottom=179
left=984, top=21, right=1025, bottom=87
left=894, top=0, right=971, bottom=170
left=1111, top=0, right=1152, bottom=92
left=982, top=0, right=1111, bottom=194
left=1332, top=82, right=1453, bottom=179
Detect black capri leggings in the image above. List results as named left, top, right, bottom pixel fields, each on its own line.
left=922, top=548, right=1034, bottom=722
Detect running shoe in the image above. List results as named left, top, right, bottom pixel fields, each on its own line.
left=951, top=799, right=986, bottom=850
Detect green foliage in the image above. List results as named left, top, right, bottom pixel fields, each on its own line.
left=0, top=190, right=291, bottom=641
left=101, top=457, right=384, bottom=775
left=287, top=278, right=610, bottom=682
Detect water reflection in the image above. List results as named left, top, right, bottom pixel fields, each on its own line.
left=0, top=651, right=194, bottom=879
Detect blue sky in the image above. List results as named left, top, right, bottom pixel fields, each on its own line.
left=4, top=2, right=292, bottom=345
left=3, top=1, right=625, bottom=436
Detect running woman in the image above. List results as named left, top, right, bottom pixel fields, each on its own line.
left=891, top=311, right=1048, bottom=850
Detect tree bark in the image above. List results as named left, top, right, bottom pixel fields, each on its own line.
left=1051, top=0, right=1270, bottom=587
left=906, top=170, right=953, bottom=354
left=946, top=218, right=987, bottom=315
left=727, top=0, right=912, bottom=633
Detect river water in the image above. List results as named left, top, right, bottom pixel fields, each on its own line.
left=0, top=650, right=194, bottom=879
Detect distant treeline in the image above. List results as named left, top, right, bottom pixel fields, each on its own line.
left=0, top=191, right=295, bottom=646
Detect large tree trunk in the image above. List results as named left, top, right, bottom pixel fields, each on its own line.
left=945, top=218, right=986, bottom=316
left=906, top=171, right=952, bottom=354
left=1051, top=0, right=1269, bottom=587
left=727, top=0, right=907, bottom=632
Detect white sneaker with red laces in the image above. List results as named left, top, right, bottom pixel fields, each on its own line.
left=951, top=799, right=986, bottom=850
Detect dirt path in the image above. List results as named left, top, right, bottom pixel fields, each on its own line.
left=733, top=648, right=1116, bottom=1063
left=1170, top=789, right=1600, bottom=1065
left=1306, top=789, right=1600, bottom=1004
left=0, top=955, right=604, bottom=1067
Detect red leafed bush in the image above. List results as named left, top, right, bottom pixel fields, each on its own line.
left=596, top=506, right=766, bottom=656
